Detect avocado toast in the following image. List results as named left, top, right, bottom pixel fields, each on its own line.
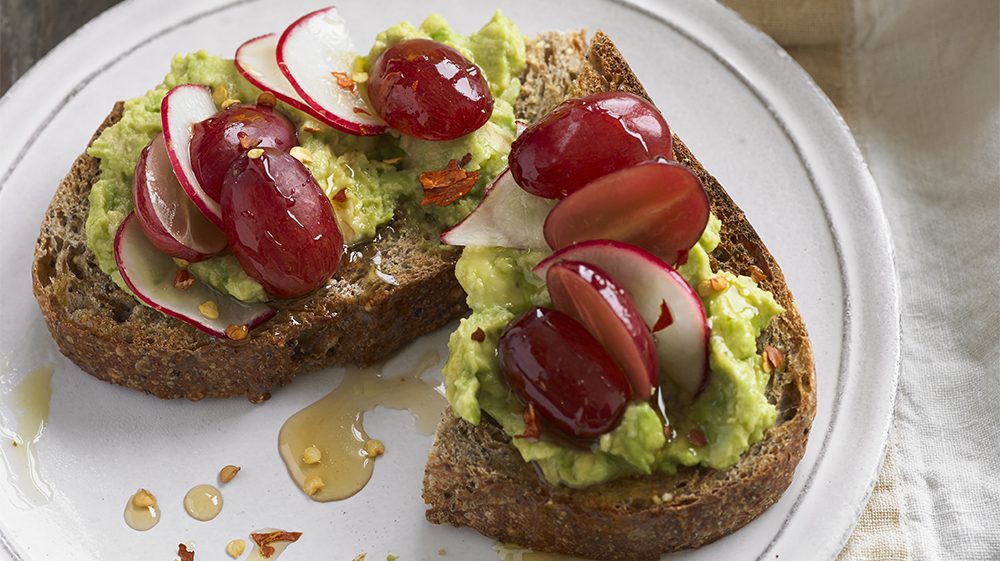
left=422, top=31, right=816, bottom=560
left=32, top=12, right=560, bottom=402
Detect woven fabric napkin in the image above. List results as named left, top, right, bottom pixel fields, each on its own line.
left=723, top=0, right=1000, bottom=559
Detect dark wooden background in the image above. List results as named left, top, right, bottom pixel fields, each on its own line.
left=0, top=0, right=124, bottom=95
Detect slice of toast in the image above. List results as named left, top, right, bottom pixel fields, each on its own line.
left=32, top=106, right=466, bottom=402
left=30, top=32, right=583, bottom=402
left=421, top=32, right=817, bottom=560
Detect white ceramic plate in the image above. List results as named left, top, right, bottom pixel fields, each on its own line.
left=0, top=0, right=900, bottom=559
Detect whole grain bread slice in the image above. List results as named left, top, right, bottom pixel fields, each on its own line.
left=421, top=31, right=817, bottom=560
left=32, top=106, right=466, bottom=401
left=30, top=32, right=586, bottom=402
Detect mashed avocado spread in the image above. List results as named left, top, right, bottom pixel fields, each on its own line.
left=85, top=12, right=525, bottom=301
left=443, top=215, right=785, bottom=487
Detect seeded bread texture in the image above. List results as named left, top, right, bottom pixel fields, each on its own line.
left=421, top=31, right=817, bottom=560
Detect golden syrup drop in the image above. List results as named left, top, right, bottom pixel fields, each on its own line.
left=278, top=351, right=445, bottom=501
left=0, top=365, right=54, bottom=508
left=183, top=484, right=223, bottom=521
left=496, top=543, right=593, bottom=561
left=123, top=490, right=160, bottom=531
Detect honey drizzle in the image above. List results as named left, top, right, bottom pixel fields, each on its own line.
left=277, top=351, right=444, bottom=501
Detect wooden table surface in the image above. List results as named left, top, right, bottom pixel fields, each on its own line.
left=0, top=0, right=124, bottom=95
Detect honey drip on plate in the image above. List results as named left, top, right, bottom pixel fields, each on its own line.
left=496, top=544, right=591, bottom=561
left=123, top=490, right=160, bottom=531
left=0, top=365, right=54, bottom=508
left=183, top=484, right=223, bottom=521
left=278, top=351, right=445, bottom=501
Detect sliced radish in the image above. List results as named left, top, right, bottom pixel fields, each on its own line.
left=535, top=240, right=709, bottom=396
left=161, top=84, right=224, bottom=227
left=115, top=213, right=275, bottom=338
left=546, top=260, right=659, bottom=398
left=440, top=169, right=554, bottom=250
left=543, top=160, right=710, bottom=266
left=132, top=133, right=226, bottom=262
left=235, top=33, right=326, bottom=118
left=276, top=6, right=387, bottom=136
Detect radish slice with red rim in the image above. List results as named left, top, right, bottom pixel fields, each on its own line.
left=115, top=213, right=275, bottom=338
left=535, top=240, right=710, bottom=396
left=277, top=6, right=387, bottom=136
left=543, top=160, right=710, bottom=266
left=440, top=169, right=555, bottom=250
left=235, top=33, right=327, bottom=119
left=161, top=84, right=224, bottom=227
left=133, top=133, right=226, bottom=262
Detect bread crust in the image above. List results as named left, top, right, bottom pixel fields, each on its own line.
left=31, top=103, right=468, bottom=402
left=421, top=32, right=816, bottom=560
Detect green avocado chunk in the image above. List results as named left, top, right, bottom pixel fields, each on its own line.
left=85, top=12, right=525, bottom=302
left=443, top=215, right=785, bottom=487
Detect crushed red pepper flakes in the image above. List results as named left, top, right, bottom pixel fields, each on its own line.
left=174, top=268, right=195, bottom=290
left=226, top=324, right=249, bottom=341
left=470, top=327, right=486, bottom=342
left=257, top=91, right=277, bottom=108
left=763, top=345, right=785, bottom=373
left=515, top=404, right=542, bottom=440
left=652, top=300, right=673, bottom=332
left=750, top=265, right=768, bottom=284
left=663, top=424, right=675, bottom=439
left=178, top=543, right=195, bottom=561
left=458, top=152, right=472, bottom=167
left=419, top=159, right=479, bottom=207
left=332, top=188, right=348, bottom=203
left=331, top=71, right=356, bottom=91
left=237, top=131, right=261, bottom=150
left=251, top=531, right=303, bottom=559
left=688, top=428, right=707, bottom=447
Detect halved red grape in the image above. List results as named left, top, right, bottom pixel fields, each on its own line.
left=546, top=260, right=659, bottom=399
left=221, top=148, right=343, bottom=298
left=190, top=104, right=297, bottom=203
left=498, top=307, right=631, bottom=440
left=133, top=133, right=226, bottom=262
left=367, top=39, right=493, bottom=141
left=509, top=92, right=672, bottom=199
left=544, top=160, right=709, bottom=265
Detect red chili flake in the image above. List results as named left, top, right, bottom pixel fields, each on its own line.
left=663, top=424, right=675, bottom=439
left=688, top=428, right=707, bottom=447
left=763, top=345, right=785, bottom=372
left=178, top=544, right=195, bottom=561
left=352, top=106, right=370, bottom=115
left=418, top=159, right=480, bottom=207
left=458, top=152, right=472, bottom=167
left=515, top=404, right=542, bottom=439
left=470, top=327, right=486, bottom=342
left=652, top=300, right=673, bottom=332
left=331, top=71, right=356, bottom=91
left=237, top=131, right=261, bottom=150
left=332, top=188, right=348, bottom=203
left=173, top=268, right=195, bottom=290
left=251, top=531, right=303, bottom=559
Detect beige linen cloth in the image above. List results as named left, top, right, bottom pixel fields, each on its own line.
left=721, top=0, right=1000, bottom=560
